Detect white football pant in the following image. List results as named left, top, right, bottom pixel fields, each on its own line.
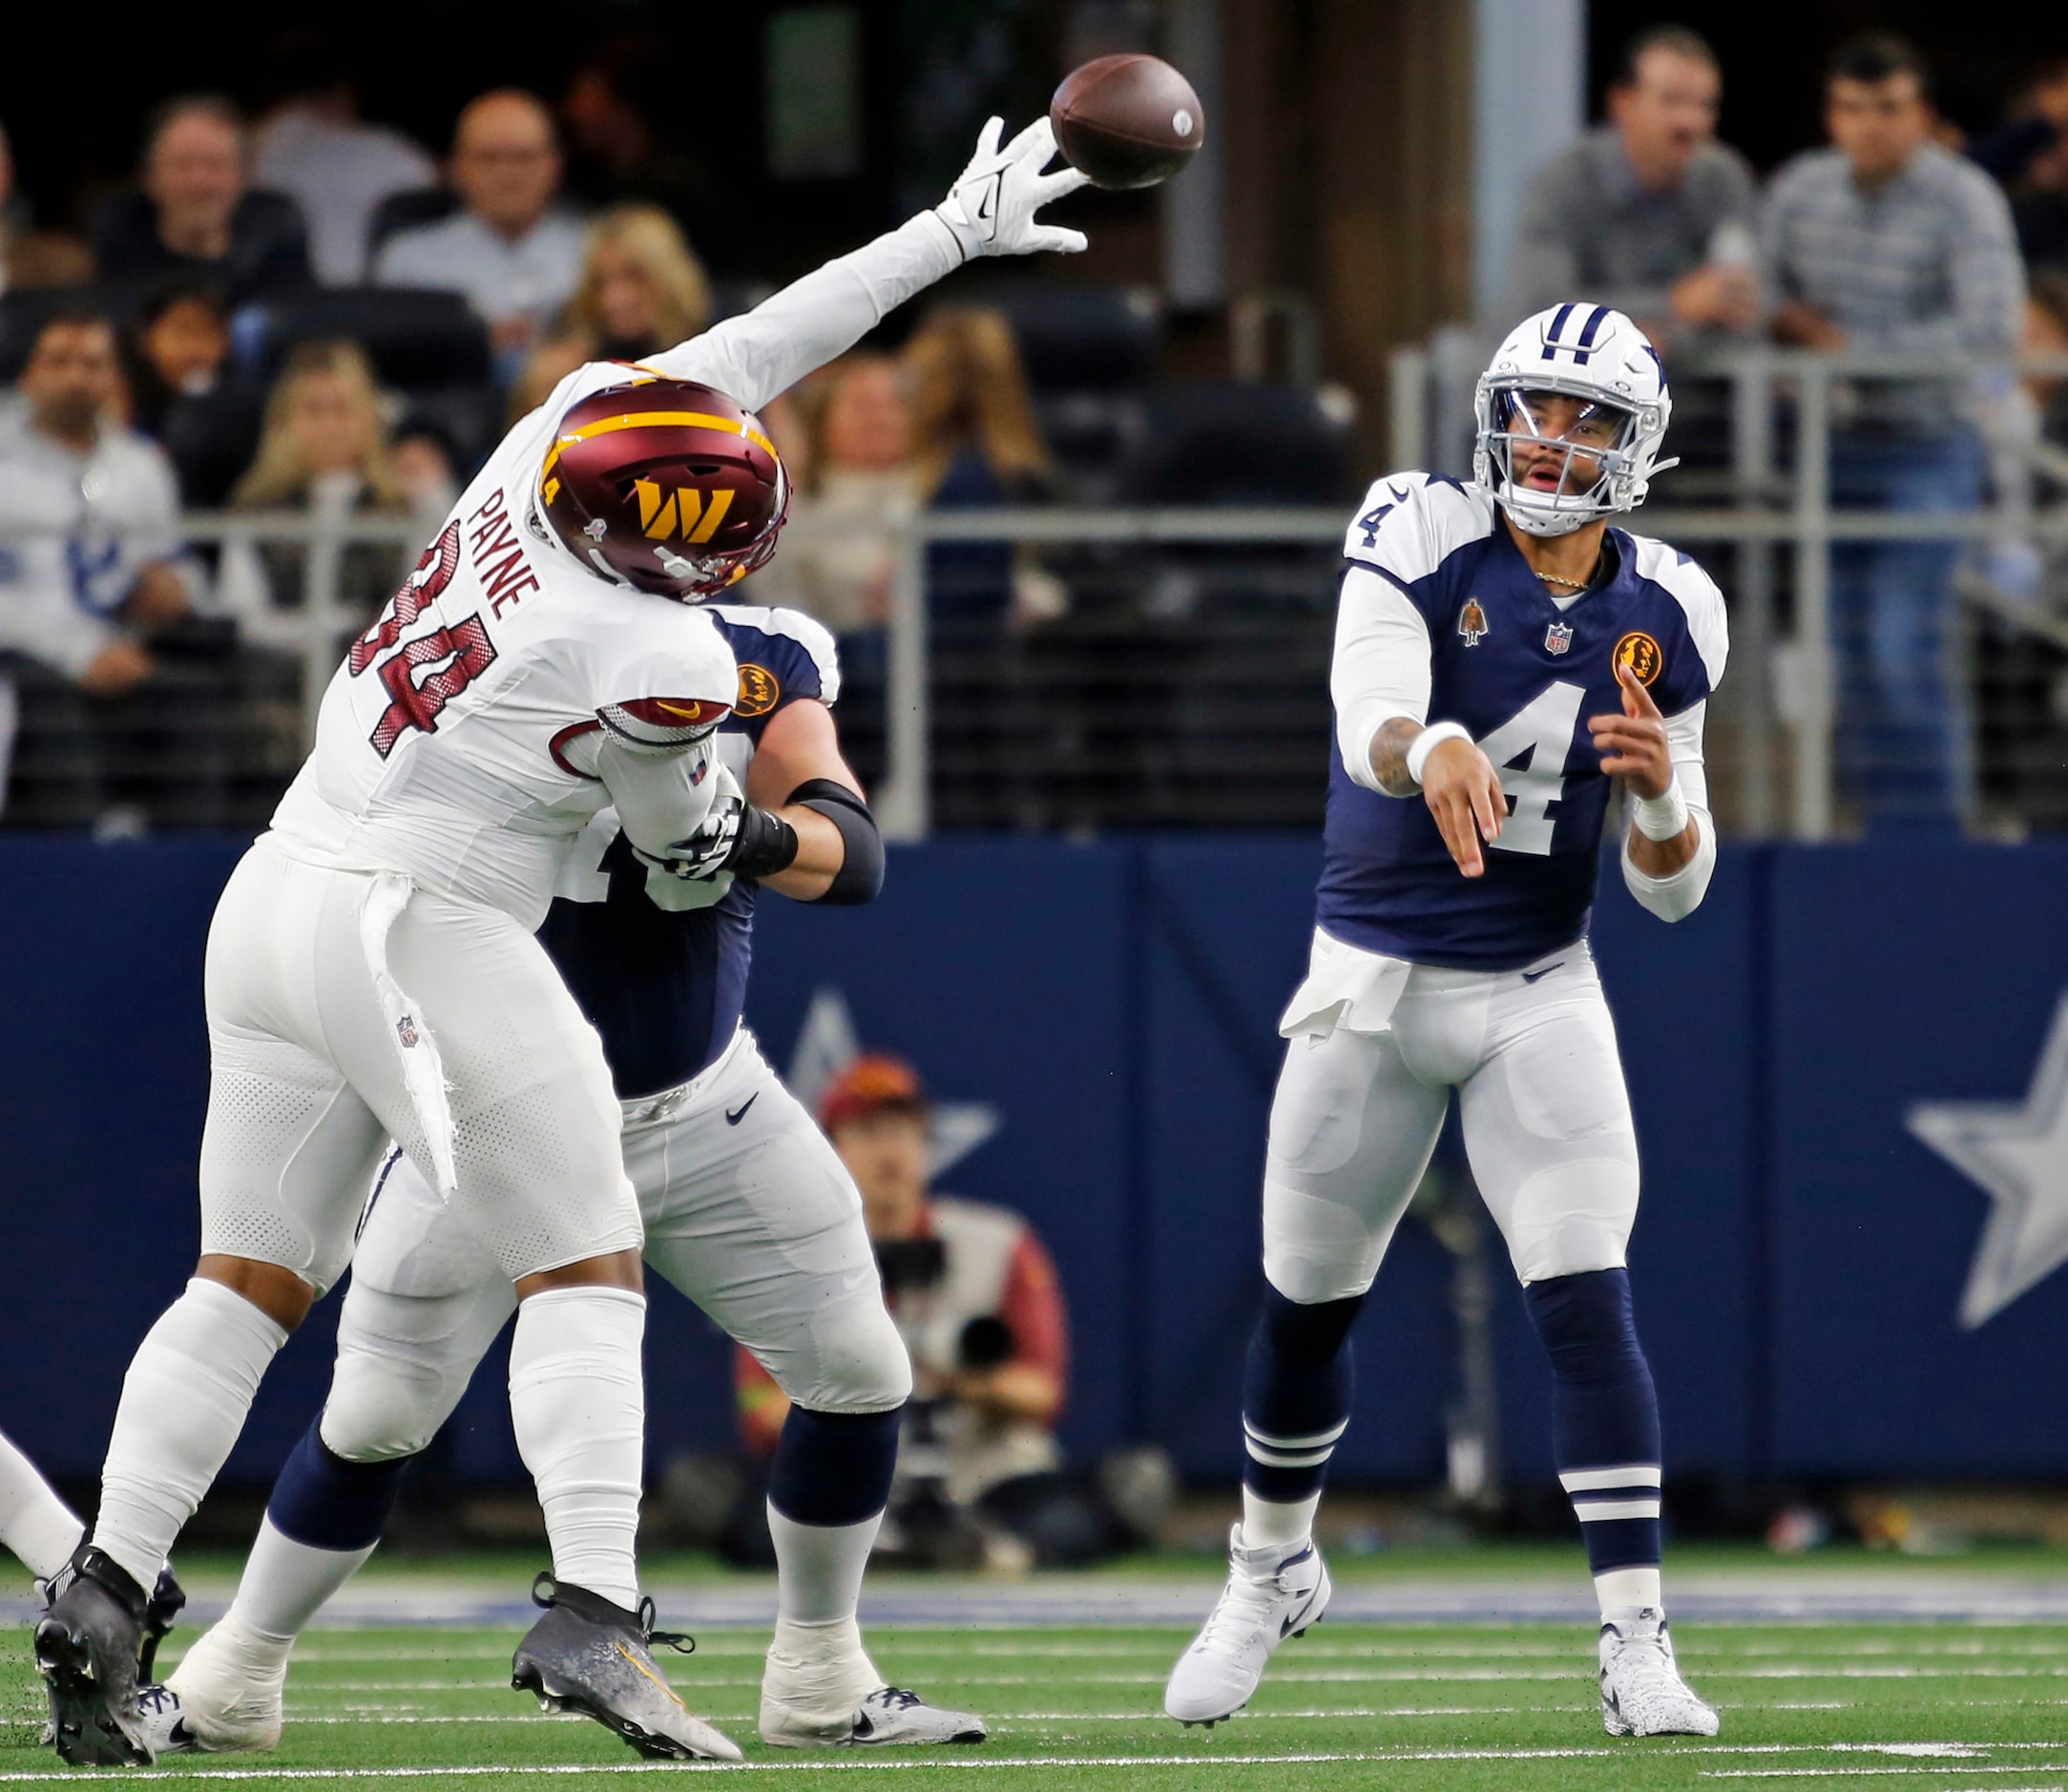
left=321, top=1028, right=910, bottom=1464
left=1263, top=937, right=1640, bottom=1302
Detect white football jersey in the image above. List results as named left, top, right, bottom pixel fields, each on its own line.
left=269, top=360, right=739, bottom=929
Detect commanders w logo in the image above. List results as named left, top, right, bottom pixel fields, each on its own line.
left=635, top=478, right=735, bottom=544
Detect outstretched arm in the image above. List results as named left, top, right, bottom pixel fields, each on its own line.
left=648, top=117, right=1089, bottom=416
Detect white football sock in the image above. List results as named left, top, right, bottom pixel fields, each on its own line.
left=1240, top=1490, right=1320, bottom=1551
left=1595, top=1566, right=1663, bottom=1615
left=0, top=1427, right=84, bottom=1580
left=94, top=1279, right=286, bottom=1591
left=769, top=1504, right=882, bottom=1627
left=230, top=1515, right=375, bottom=1643
left=509, top=1285, right=645, bottom=1611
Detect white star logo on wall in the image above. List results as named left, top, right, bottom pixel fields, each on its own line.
left=1907, top=990, right=2068, bottom=1329
left=786, top=988, right=1001, bottom=1177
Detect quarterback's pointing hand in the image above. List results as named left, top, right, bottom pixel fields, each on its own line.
left=935, top=116, right=1091, bottom=260
left=1589, top=661, right=1672, bottom=799
left=1422, top=735, right=1506, bottom=879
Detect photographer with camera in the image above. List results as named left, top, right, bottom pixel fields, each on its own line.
left=732, top=1053, right=1167, bottom=1569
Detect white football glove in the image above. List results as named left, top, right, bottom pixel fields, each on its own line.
left=934, top=116, right=1091, bottom=261
left=635, top=762, right=745, bottom=883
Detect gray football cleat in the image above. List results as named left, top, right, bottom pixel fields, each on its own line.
left=35, top=1545, right=154, bottom=1765
left=510, top=1574, right=742, bottom=1762
left=762, top=1684, right=989, bottom=1748
left=133, top=1683, right=198, bottom=1757
left=1598, top=1608, right=1721, bottom=1738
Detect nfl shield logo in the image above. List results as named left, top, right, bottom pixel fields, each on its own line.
left=1545, top=621, right=1574, bottom=656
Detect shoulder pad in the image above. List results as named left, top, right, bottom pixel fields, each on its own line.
left=1626, top=533, right=1728, bottom=694
left=1343, top=473, right=1494, bottom=587
left=704, top=602, right=841, bottom=707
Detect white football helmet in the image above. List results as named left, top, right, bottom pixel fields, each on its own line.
left=1473, top=303, right=1678, bottom=537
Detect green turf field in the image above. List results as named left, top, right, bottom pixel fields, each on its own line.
left=9, top=1589, right=2068, bottom=1790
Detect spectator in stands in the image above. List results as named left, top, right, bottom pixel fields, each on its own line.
left=390, top=414, right=461, bottom=528
left=733, top=1054, right=1163, bottom=1569
left=217, top=340, right=413, bottom=652
left=1765, top=32, right=2026, bottom=831
left=903, top=305, right=1066, bottom=628
left=1509, top=26, right=1760, bottom=351
left=508, top=202, right=713, bottom=417
left=251, top=31, right=436, bottom=286
left=92, top=97, right=312, bottom=305
left=124, top=283, right=264, bottom=509
left=0, top=312, right=214, bottom=828
left=0, top=121, right=92, bottom=292
left=373, top=90, right=585, bottom=363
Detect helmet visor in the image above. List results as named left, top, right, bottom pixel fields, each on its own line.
left=1487, top=385, right=1640, bottom=508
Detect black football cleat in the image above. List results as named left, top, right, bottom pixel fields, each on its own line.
left=138, top=1562, right=188, bottom=1682
left=35, top=1544, right=154, bottom=1765
left=510, top=1573, right=742, bottom=1761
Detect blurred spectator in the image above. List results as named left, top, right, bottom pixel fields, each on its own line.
left=390, top=413, right=461, bottom=527
left=732, top=1055, right=1165, bottom=1569
left=0, top=312, right=219, bottom=828
left=558, top=34, right=721, bottom=234
left=1510, top=26, right=1760, bottom=350
left=0, top=121, right=92, bottom=293
left=1765, top=31, right=2026, bottom=831
left=217, top=340, right=413, bottom=653
left=251, top=31, right=436, bottom=286
left=92, top=97, right=312, bottom=305
left=373, top=90, right=585, bottom=362
left=508, top=203, right=713, bottom=417
left=903, top=305, right=1066, bottom=627
left=124, top=283, right=264, bottom=509
left=763, top=353, right=921, bottom=633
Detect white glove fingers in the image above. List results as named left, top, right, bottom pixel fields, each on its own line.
left=1026, top=225, right=1090, bottom=255
left=972, top=115, right=1005, bottom=165
left=1002, top=115, right=1058, bottom=166
left=1030, top=165, right=1093, bottom=205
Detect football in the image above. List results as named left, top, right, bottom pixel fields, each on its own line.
left=1050, top=53, right=1204, bottom=190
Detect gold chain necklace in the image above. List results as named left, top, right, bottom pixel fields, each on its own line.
left=1536, top=570, right=1591, bottom=592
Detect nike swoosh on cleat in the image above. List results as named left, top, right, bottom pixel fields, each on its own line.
left=726, top=1094, right=759, bottom=1125
left=1521, top=962, right=1565, bottom=984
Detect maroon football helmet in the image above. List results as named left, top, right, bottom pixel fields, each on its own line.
left=537, top=376, right=789, bottom=598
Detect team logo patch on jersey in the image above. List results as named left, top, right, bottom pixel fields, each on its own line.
left=1545, top=620, right=1574, bottom=656
left=1613, top=630, right=1662, bottom=685
left=735, top=663, right=781, bottom=718
left=1458, top=599, right=1489, bottom=646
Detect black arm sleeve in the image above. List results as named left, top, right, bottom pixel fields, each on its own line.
left=787, top=777, right=885, bottom=906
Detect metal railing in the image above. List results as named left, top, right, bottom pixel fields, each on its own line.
left=5, top=346, right=2068, bottom=839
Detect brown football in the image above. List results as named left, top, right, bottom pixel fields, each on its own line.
left=1050, top=53, right=1204, bottom=191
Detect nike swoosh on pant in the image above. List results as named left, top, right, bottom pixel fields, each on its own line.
left=725, top=1094, right=759, bottom=1125
left=1521, top=962, right=1565, bottom=984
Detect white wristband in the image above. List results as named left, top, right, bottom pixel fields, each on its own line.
left=1632, top=776, right=1690, bottom=841
left=1404, top=721, right=1472, bottom=788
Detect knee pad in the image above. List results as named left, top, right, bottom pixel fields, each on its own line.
left=1505, top=1159, right=1639, bottom=1283
left=785, top=1297, right=912, bottom=1416
left=320, top=1347, right=450, bottom=1463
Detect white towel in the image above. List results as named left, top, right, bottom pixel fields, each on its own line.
left=357, top=873, right=459, bottom=1198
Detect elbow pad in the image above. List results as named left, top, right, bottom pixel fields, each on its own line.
left=789, top=778, right=884, bottom=906
left=1621, top=809, right=1717, bottom=923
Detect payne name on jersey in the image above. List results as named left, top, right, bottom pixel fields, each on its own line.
left=1323, top=471, right=1726, bottom=970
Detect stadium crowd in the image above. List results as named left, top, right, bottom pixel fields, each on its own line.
left=0, top=27, right=2065, bottom=834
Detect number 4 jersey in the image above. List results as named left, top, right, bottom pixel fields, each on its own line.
left=268, top=381, right=739, bottom=930
left=1318, top=471, right=1728, bottom=969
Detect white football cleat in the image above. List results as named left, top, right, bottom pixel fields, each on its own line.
left=760, top=1617, right=986, bottom=1747
left=1163, top=1525, right=1331, bottom=1727
left=133, top=1683, right=198, bottom=1757
left=162, top=1615, right=290, bottom=1753
left=1598, top=1608, right=1720, bottom=1738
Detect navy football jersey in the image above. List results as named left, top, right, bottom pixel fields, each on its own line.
left=536, top=604, right=841, bottom=1098
left=1317, top=472, right=1727, bottom=969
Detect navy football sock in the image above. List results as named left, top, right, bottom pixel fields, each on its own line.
left=1241, top=1284, right=1365, bottom=1504
left=266, top=1421, right=414, bottom=1552
left=768, top=1405, right=902, bottom=1528
left=1522, top=1268, right=1662, bottom=1576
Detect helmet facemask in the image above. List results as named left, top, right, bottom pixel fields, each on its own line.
left=1476, top=380, right=1661, bottom=538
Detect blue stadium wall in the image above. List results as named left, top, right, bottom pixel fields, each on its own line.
left=3, top=835, right=2065, bottom=1492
